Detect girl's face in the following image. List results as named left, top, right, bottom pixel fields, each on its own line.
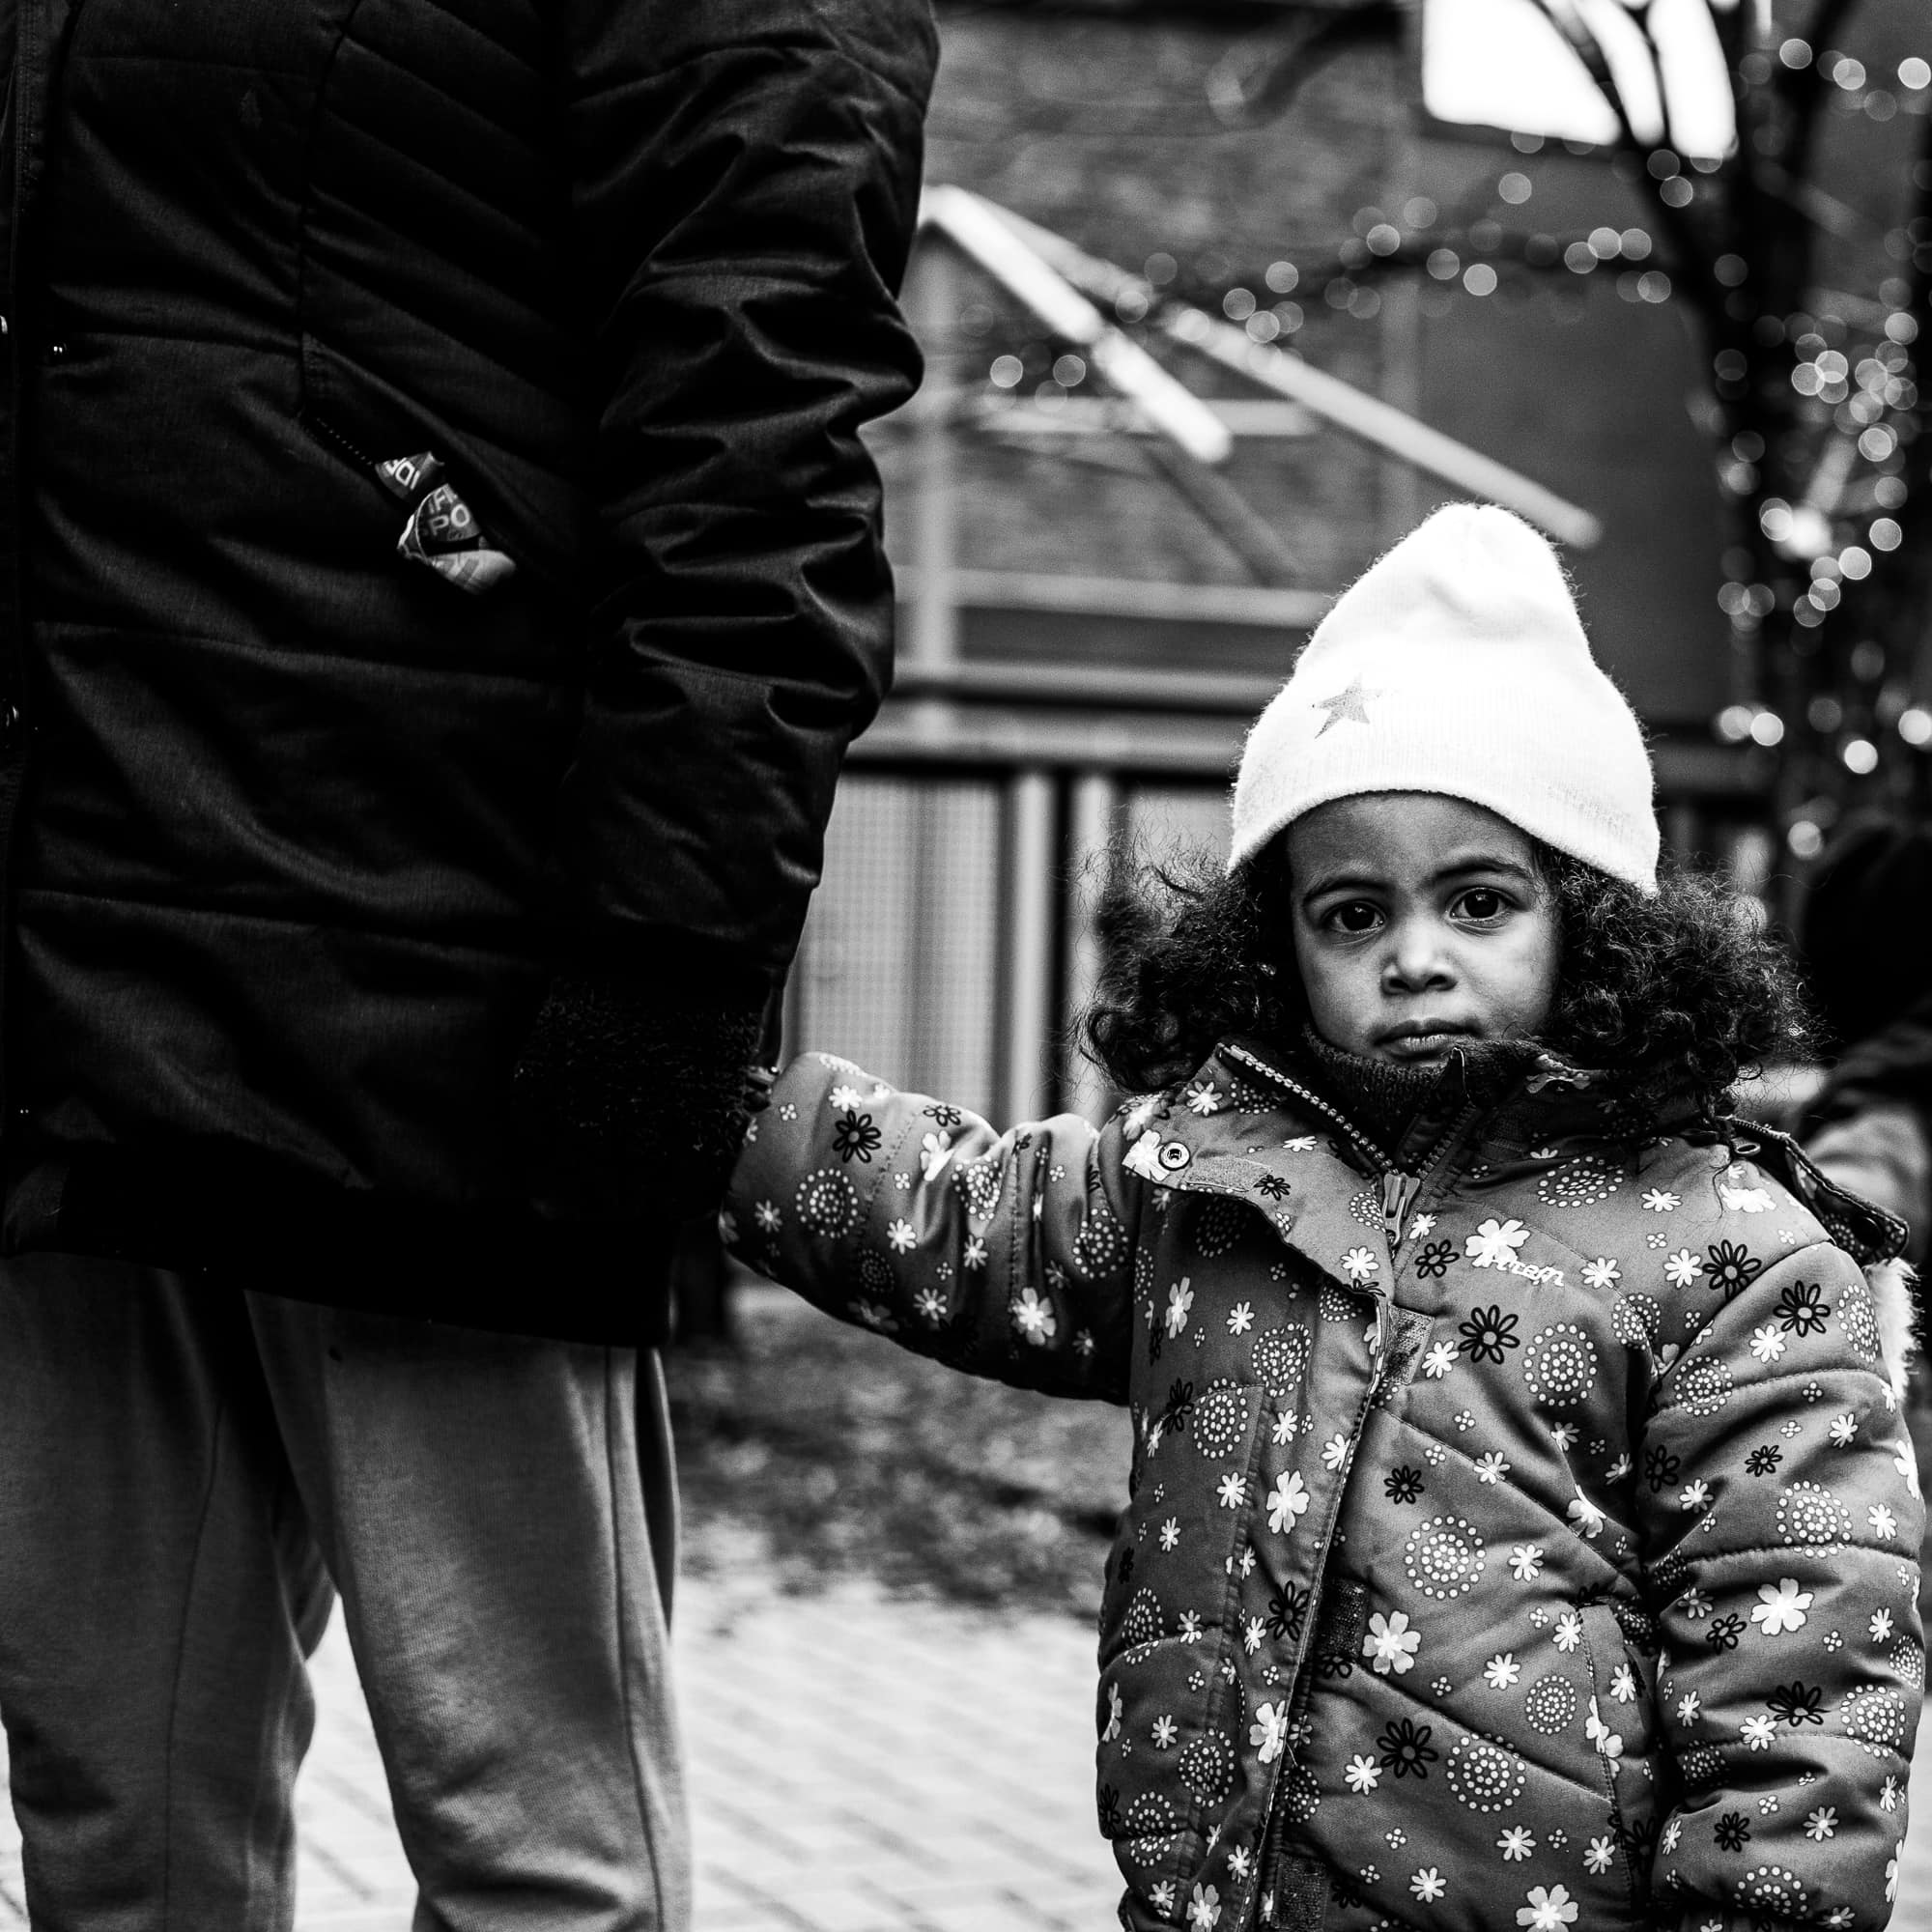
left=1285, top=792, right=1560, bottom=1065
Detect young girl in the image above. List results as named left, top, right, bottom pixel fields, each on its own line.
left=725, top=504, right=1923, bottom=1932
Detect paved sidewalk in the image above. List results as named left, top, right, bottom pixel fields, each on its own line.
left=676, top=1574, right=1114, bottom=1930
left=0, top=1575, right=1116, bottom=1931
left=1, top=1577, right=1930, bottom=1929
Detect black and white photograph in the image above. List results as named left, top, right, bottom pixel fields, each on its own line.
left=2, top=0, right=1932, bottom=1928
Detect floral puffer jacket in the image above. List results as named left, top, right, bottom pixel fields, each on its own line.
left=725, top=1037, right=1924, bottom=1932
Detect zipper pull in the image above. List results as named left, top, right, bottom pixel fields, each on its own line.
left=1380, top=1169, right=1415, bottom=1247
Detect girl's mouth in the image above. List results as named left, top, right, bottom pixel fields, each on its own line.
left=1377, top=1024, right=1475, bottom=1061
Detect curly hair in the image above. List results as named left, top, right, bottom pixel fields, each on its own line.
left=1081, top=836, right=1814, bottom=1107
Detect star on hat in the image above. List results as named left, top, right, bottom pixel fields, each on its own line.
left=1314, top=677, right=1378, bottom=735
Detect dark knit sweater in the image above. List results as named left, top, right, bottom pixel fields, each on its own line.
left=1292, top=1025, right=1526, bottom=1161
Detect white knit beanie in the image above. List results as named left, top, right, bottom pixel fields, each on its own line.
left=1229, top=503, right=1659, bottom=892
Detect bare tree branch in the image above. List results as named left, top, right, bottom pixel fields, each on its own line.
left=1777, top=0, right=1864, bottom=188
left=1204, top=1, right=1405, bottom=125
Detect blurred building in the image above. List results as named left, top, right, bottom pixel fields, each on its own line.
left=783, top=0, right=1910, bottom=1122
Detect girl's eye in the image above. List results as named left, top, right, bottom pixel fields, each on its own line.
left=1458, top=887, right=1511, bottom=922
left=1326, top=901, right=1381, bottom=933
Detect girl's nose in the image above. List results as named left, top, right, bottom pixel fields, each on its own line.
left=1382, top=922, right=1455, bottom=993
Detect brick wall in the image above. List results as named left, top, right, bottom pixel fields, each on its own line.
left=889, top=3, right=1740, bottom=728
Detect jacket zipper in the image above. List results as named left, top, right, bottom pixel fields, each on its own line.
left=1221, top=1052, right=1492, bottom=1918
left=1218, top=1042, right=1410, bottom=1373
left=1251, top=1374, right=1382, bottom=1921
left=1219, top=1041, right=1492, bottom=1255
left=1378, top=1166, right=1414, bottom=1249
left=1219, top=1041, right=1392, bottom=1176
left=1219, top=1041, right=1431, bottom=1250
left=306, top=409, right=379, bottom=472
left=1394, top=1094, right=1487, bottom=1244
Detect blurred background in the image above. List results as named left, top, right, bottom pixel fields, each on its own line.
left=775, top=0, right=1932, bottom=1135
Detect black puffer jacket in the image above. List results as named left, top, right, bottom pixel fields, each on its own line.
left=0, top=0, right=934, bottom=1335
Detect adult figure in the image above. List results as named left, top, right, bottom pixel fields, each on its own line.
left=1797, top=814, right=1932, bottom=1259
left=1796, top=812, right=1932, bottom=1604
left=0, top=0, right=935, bottom=1925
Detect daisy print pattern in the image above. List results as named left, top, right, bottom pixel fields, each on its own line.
left=1165, top=1279, right=1194, bottom=1335
left=1466, top=1218, right=1532, bottom=1268
left=1362, top=1609, right=1421, bottom=1676
left=1267, top=1471, right=1311, bottom=1536
left=1751, top=1578, right=1814, bottom=1636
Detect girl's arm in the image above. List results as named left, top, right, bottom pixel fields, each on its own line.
left=724, top=1052, right=1144, bottom=1402
left=1640, top=1240, right=1922, bottom=1930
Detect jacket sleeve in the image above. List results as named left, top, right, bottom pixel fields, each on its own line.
left=724, top=1053, right=1144, bottom=1403
left=556, top=0, right=936, bottom=991
left=1640, top=1239, right=1923, bottom=1931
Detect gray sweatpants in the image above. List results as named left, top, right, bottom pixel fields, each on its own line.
left=0, top=1253, right=690, bottom=1932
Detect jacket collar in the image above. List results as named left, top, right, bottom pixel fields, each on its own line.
left=1126, top=1037, right=1912, bottom=1281
left=1121, top=1037, right=1647, bottom=1300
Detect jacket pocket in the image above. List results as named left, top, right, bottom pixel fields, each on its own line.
left=1102, top=1375, right=1268, bottom=1662
left=1577, top=1599, right=1653, bottom=1914
left=298, top=334, right=582, bottom=594
left=1249, top=1577, right=1364, bottom=1918
left=1098, top=1375, right=1269, bottom=1892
